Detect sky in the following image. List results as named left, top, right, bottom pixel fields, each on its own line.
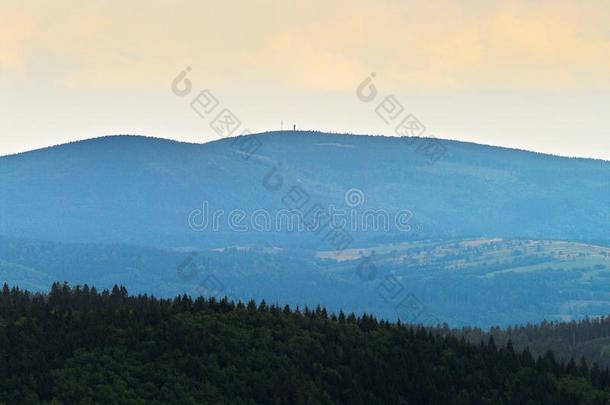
left=1, top=0, right=609, bottom=160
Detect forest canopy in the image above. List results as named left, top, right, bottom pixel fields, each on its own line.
left=1, top=282, right=610, bottom=404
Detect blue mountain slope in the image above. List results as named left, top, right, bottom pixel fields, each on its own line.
left=1, top=133, right=609, bottom=327
left=1, top=235, right=609, bottom=327
left=0, top=132, right=608, bottom=249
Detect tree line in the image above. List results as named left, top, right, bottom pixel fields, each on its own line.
left=2, top=282, right=610, bottom=404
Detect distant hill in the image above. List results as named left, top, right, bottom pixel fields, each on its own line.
left=1, top=132, right=608, bottom=248
left=1, top=132, right=609, bottom=328
left=1, top=235, right=610, bottom=328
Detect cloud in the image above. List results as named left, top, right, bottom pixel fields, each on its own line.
left=0, top=5, right=36, bottom=74
left=1, top=0, right=609, bottom=91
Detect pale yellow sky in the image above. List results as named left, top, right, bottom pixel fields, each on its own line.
left=1, top=0, right=609, bottom=159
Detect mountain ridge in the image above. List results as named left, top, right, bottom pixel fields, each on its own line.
left=3, top=131, right=609, bottom=164
left=1, top=133, right=609, bottom=327
left=1, top=130, right=609, bottom=248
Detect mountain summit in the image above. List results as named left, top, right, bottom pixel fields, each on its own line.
left=1, top=132, right=608, bottom=248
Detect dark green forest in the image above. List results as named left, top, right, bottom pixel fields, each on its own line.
left=453, top=317, right=610, bottom=370
left=2, top=283, right=610, bottom=404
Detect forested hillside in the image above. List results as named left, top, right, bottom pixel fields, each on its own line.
left=2, top=283, right=610, bottom=404
left=2, top=236, right=610, bottom=328
left=455, top=316, right=610, bottom=370
left=1, top=133, right=608, bottom=248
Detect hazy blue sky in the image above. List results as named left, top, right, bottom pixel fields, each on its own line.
left=1, top=0, right=609, bottom=159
